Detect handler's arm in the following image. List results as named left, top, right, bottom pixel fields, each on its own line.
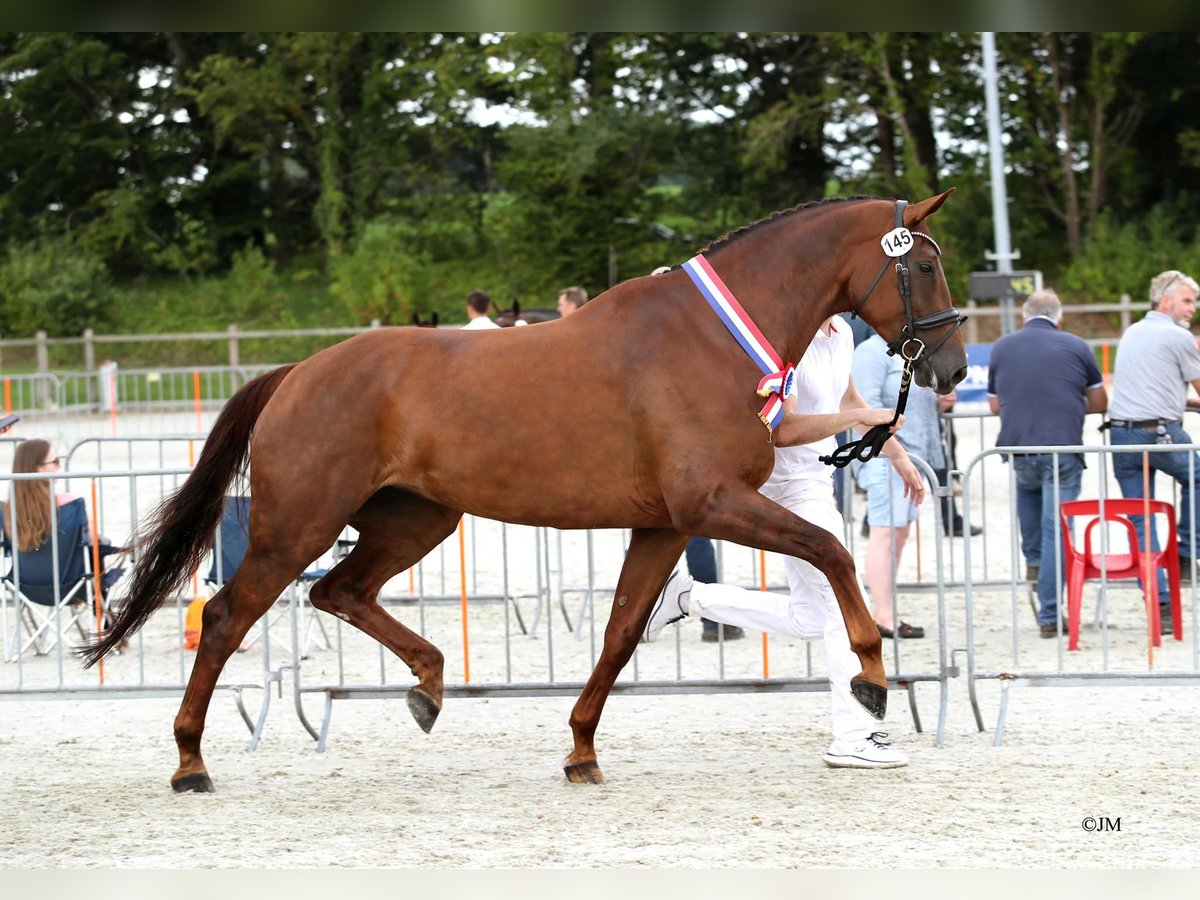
left=774, top=376, right=903, bottom=447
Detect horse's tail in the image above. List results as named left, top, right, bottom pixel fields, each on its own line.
left=79, top=364, right=298, bottom=668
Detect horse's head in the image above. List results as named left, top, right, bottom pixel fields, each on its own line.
left=411, top=311, right=439, bottom=328
left=495, top=301, right=562, bottom=327
left=494, top=301, right=521, bottom=328
left=852, top=190, right=967, bottom=394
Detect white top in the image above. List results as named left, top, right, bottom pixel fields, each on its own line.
left=762, top=320, right=853, bottom=490
left=462, top=317, right=500, bottom=330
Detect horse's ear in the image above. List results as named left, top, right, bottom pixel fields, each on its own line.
left=411, top=312, right=421, bottom=325
left=903, top=188, right=956, bottom=227
left=431, top=311, right=439, bottom=327
left=512, top=300, right=521, bottom=315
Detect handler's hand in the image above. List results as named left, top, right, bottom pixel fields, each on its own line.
left=856, top=408, right=904, bottom=432
left=890, top=455, right=926, bottom=505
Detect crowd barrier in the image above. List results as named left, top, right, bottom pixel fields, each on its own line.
left=0, top=438, right=958, bottom=754
left=0, top=463, right=276, bottom=750
left=960, top=440, right=1200, bottom=744
left=287, top=455, right=954, bottom=752
left=10, top=424, right=1200, bottom=756
left=2, top=365, right=277, bottom=447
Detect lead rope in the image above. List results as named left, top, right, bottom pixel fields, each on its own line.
left=819, top=355, right=915, bottom=468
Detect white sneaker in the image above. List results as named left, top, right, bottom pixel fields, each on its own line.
left=822, top=732, right=908, bottom=769
left=643, top=571, right=693, bottom=642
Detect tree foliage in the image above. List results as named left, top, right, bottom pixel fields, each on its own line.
left=2, top=31, right=1200, bottom=336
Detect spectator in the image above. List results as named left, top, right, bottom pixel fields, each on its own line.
left=462, top=290, right=499, bottom=330
left=4, top=440, right=81, bottom=547
left=852, top=332, right=947, bottom=639
left=850, top=333, right=974, bottom=540
left=987, top=289, right=1108, bottom=638
left=556, top=286, right=588, bottom=317
left=1107, top=270, right=1200, bottom=631
left=645, top=316, right=917, bottom=768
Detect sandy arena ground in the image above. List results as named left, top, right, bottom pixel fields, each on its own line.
left=2, top=410, right=1200, bottom=868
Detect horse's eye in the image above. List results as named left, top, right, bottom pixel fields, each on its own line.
left=918, top=262, right=934, bottom=275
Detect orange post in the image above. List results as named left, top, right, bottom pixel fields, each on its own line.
left=458, top=517, right=470, bottom=683
left=408, top=567, right=415, bottom=596
left=1142, top=455, right=1155, bottom=668
left=758, top=549, right=770, bottom=678
left=88, top=480, right=105, bottom=685
left=193, top=370, right=202, bottom=432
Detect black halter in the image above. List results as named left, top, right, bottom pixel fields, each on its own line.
left=820, top=199, right=966, bottom=469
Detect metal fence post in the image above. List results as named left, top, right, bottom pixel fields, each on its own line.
left=35, top=331, right=49, bottom=405
left=227, top=324, right=239, bottom=368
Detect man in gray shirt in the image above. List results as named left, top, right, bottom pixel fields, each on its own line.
left=1108, top=270, right=1200, bottom=633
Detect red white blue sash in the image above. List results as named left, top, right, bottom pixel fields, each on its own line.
left=683, top=254, right=795, bottom=431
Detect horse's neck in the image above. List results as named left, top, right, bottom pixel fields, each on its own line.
left=703, top=238, right=850, bottom=365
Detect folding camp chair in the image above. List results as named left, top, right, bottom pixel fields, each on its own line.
left=288, top=535, right=355, bottom=657
left=3, top=497, right=123, bottom=660
left=204, top=495, right=297, bottom=657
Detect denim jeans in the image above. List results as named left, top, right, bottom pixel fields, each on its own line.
left=685, top=536, right=720, bottom=630
left=1012, top=453, right=1084, bottom=625
left=1110, top=421, right=1200, bottom=604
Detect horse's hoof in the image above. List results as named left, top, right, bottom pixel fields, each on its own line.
left=850, top=676, right=888, bottom=720
left=563, top=759, right=605, bottom=784
left=406, top=687, right=441, bottom=734
left=171, top=770, right=215, bottom=793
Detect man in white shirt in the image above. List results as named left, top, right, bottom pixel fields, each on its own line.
left=644, top=316, right=923, bottom=768
left=462, top=290, right=500, bottom=330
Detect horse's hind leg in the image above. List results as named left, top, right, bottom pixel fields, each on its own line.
left=308, top=489, right=462, bottom=733
left=565, top=527, right=686, bottom=784
left=173, top=534, right=336, bottom=793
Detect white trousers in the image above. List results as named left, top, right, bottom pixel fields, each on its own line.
left=686, top=479, right=879, bottom=742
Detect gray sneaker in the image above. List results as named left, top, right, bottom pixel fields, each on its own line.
left=643, top=571, right=693, bottom=642
left=822, top=732, right=908, bottom=769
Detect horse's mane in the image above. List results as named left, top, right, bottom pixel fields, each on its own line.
left=699, top=194, right=880, bottom=256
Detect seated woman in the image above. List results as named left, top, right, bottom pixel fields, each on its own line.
left=3, top=439, right=123, bottom=609
left=4, top=439, right=82, bottom=548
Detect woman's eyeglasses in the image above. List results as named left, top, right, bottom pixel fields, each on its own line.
left=38, top=457, right=61, bottom=468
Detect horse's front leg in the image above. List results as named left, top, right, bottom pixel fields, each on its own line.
left=676, top=485, right=887, bottom=719
left=564, top=527, right=686, bottom=784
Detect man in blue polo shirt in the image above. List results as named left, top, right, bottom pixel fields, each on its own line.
left=988, top=290, right=1108, bottom=638
left=1108, top=270, right=1200, bottom=631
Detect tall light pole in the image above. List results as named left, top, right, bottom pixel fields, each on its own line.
left=982, top=32, right=1019, bottom=329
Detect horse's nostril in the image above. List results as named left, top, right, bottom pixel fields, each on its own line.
left=951, top=365, right=967, bottom=386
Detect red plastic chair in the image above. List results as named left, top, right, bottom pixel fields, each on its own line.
left=1059, top=499, right=1183, bottom=651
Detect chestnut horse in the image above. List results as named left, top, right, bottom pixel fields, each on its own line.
left=84, top=191, right=966, bottom=792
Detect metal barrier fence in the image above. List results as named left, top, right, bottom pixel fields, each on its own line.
left=1, top=365, right=278, bottom=448
left=0, top=439, right=957, bottom=755
left=961, top=441, right=1200, bottom=744
left=20, top=420, right=1200, bottom=758
left=285, top=455, right=956, bottom=751
left=0, top=465, right=276, bottom=750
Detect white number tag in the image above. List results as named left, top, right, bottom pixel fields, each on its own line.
left=881, top=227, right=913, bottom=258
